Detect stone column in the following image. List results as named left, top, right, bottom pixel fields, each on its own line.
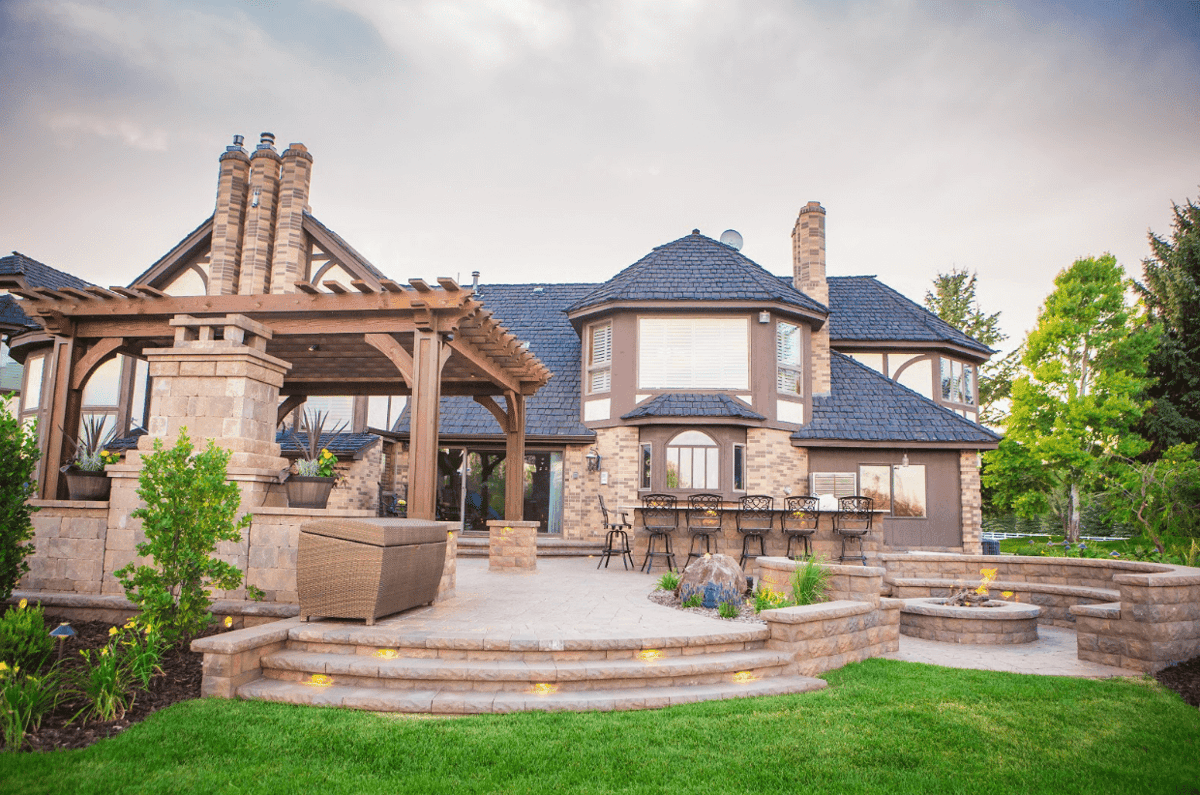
left=487, top=520, right=538, bottom=571
left=959, top=451, right=983, bottom=554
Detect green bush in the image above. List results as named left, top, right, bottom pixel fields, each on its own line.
left=717, top=600, right=740, bottom=619
left=791, top=558, right=832, bottom=606
left=0, top=661, right=61, bottom=751
left=114, top=431, right=252, bottom=643
left=0, top=404, right=39, bottom=601
left=0, top=600, right=54, bottom=674
left=656, top=571, right=680, bottom=592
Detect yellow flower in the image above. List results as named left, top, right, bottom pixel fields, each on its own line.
left=224, top=616, right=233, bottom=628
left=321, top=449, right=333, bottom=459
left=18, top=599, right=27, bottom=609
left=0, top=661, right=8, bottom=672
left=100, top=648, right=108, bottom=657
left=108, top=626, right=119, bottom=636
left=124, top=619, right=136, bottom=629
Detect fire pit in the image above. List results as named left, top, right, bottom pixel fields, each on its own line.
left=899, top=567, right=1041, bottom=645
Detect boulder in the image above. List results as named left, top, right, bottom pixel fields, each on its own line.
left=679, top=554, right=745, bottom=608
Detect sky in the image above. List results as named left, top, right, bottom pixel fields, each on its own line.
left=1, top=0, right=1198, bottom=352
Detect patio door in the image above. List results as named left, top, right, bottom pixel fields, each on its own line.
left=440, top=447, right=563, bottom=533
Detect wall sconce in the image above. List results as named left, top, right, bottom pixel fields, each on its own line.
left=586, top=448, right=602, bottom=472
left=901, top=453, right=909, bottom=467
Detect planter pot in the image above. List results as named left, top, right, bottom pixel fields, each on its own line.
left=287, top=476, right=335, bottom=509
left=63, top=469, right=111, bottom=501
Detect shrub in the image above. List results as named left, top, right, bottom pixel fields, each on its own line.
left=0, top=661, right=61, bottom=751
left=0, top=599, right=54, bottom=674
left=791, top=558, right=832, bottom=606
left=717, top=601, right=740, bottom=619
left=114, top=431, right=252, bottom=643
left=681, top=593, right=703, bottom=609
left=0, top=404, right=39, bottom=601
left=68, top=641, right=135, bottom=724
left=656, top=571, right=680, bottom=592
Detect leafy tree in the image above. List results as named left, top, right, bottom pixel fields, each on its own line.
left=115, top=431, right=252, bottom=643
left=984, top=254, right=1156, bottom=543
left=924, top=267, right=1013, bottom=426
left=1105, top=444, right=1200, bottom=554
left=1138, top=194, right=1200, bottom=455
left=0, top=404, right=39, bottom=601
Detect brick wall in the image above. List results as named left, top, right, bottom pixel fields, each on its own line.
left=959, top=450, right=983, bottom=555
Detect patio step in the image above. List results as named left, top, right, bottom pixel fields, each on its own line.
left=456, top=536, right=606, bottom=558
left=238, top=673, right=826, bottom=714
left=257, top=647, right=793, bottom=692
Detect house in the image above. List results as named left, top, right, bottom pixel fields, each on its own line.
left=5, top=136, right=998, bottom=583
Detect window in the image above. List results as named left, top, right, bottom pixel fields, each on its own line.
left=732, top=444, right=746, bottom=491
left=587, top=322, right=611, bottom=394
left=776, top=321, right=803, bottom=395
left=857, top=464, right=927, bottom=518
left=665, top=430, right=719, bottom=489
left=810, top=472, right=856, bottom=498
left=297, top=396, right=354, bottom=429
left=940, top=358, right=975, bottom=405
left=639, top=443, right=652, bottom=490
left=368, top=395, right=407, bottom=432
left=638, top=317, right=748, bottom=390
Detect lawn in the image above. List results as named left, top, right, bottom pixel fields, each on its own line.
left=997, top=533, right=1199, bottom=563
left=1, top=659, right=1196, bottom=795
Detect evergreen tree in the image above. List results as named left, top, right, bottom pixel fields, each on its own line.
left=1139, top=195, right=1200, bottom=455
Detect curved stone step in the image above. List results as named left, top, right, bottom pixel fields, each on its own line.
left=259, top=648, right=793, bottom=691
left=238, top=674, right=827, bottom=714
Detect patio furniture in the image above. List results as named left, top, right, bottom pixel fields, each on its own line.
left=683, top=493, right=723, bottom=571
left=833, top=495, right=873, bottom=565
left=597, top=495, right=634, bottom=570
left=782, top=495, right=820, bottom=559
left=735, top=495, right=774, bottom=568
left=639, top=494, right=678, bottom=573
left=297, top=517, right=447, bottom=625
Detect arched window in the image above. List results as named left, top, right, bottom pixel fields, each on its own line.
left=665, top=430, right=718, bottom=490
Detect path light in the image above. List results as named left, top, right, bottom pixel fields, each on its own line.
left=49, top=623, right=76, bottom=663
left=307, top=674, right=333, bottom=687
left=530, top=683, right=557, bottom=695
left=637, top=650, right=663, bottom=662
left=732, top=671, right=757, bottom=684
left=374, top=649, right=399, bottom=659
left=586, top=448, right=602, bottom=472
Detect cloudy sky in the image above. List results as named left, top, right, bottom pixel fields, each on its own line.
left=1, top=0, right=1197, bottom=351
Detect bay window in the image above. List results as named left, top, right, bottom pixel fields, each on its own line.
left=638, top=317, right=748, bottom=390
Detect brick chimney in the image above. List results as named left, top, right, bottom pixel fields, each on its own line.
left=239, top=133, right=282, bottom=295
left=269, top=143, right=314, bottom=294
left=208, top=135, right=250, bottom=295
left=792, top=201, right=830, bottom=396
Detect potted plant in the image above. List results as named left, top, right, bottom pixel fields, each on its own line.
left=285, top=410, right=346, bottom=509
left=60, top=415, right=119, bottom=501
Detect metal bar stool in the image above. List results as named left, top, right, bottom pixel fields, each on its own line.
left=735, top=495, right=774, bottom=569
left=782, top=495, right=819, bottom=559
left=597, top=495, right=634, bottom=570
left=639, top=494, right=678, bottom=573
left=683, top=493, right=722, bottom=571
left=833, top=495, right=873, bottom=565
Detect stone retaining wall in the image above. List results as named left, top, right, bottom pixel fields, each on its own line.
left=756, top=556, right=884, bottom=605
left=762, top=599, right=901, bottom=676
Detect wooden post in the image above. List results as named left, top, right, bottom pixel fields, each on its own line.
left=503, top=390, right=526, bottom=522
left=43, top=336, right=83, bottom=500
left=407, top=329, right=443, bottom=520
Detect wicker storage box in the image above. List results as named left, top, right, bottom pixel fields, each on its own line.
left=297, top=518, right=448, bottom=625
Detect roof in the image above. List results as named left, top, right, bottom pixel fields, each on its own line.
left=0, top=252, right=96, bottom=331
left=621, top=393, right=766, bottom=421
left=789, top=353, right=1001, bottom=446
left=824, top=276, right=994, bottom=356
left=396, top=283, right=597, bottom=439
left=569, top=231, right=827, bottom=316
left=277, top=430, right=380, bottom=458
left=301, top=212, right=390, bottom=283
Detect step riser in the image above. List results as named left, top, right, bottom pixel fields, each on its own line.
left=262, top=665, right=788, bottom=692
left=283, top=639, right=767, bottom=660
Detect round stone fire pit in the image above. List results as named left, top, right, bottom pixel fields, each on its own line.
left=900, top=597, right=1041, bottom=645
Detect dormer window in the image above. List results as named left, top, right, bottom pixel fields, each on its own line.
left=638, top=317, right=748, bottom=389
left=940, top=357, right=975, bottom=406
left=587, top=321, right=611, bottom=394
left=776, top=321, right=803, bottom=395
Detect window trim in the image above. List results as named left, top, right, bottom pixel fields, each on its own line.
left=732, top=443, right=746, bottom=492
left=587, top=321, right=612, bottom=395
left=639, top=443, right=652, bottom=491
left=856, top=463, right=928, bottom=519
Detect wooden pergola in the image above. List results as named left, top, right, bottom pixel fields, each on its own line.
left=8, top=277, right=551, bottom=520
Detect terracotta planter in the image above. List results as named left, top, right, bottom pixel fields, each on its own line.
left=63, top=469, right=111, bottom=501
left=287, top=476, right=335, bottom=509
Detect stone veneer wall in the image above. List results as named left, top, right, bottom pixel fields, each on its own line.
left=22, top=503, right=109, bottom=594
left=959, top=451, right=983, bottom=555
left=763, top=599, right=901, bottom=676
left=745, top=428, right=806, bottom=497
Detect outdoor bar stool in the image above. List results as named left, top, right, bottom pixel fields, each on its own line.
left=597, top=495, right=634, bottom=570
left=683, top=493, right=723, bottom=571
left=833, top=495, right=874, bottom=565
left=735, top=495, right=774, bottom=569
left=639, top=494, right=679, bottom=573
left=782, top=495, right=820, bottom=559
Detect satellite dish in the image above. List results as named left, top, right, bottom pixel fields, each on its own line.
left=720, top=229, right=743, bottom=250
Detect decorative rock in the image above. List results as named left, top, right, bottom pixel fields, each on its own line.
left=680, top=554, right=745, bottom=607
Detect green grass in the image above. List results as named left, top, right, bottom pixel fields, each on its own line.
left=997, top=533, right=1199, bottom=562
left=1, top=659, right=1196, bottom=795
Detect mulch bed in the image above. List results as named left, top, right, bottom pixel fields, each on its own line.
left=10, top=610, right=1200, bottom=753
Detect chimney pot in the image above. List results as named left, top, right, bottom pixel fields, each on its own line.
left=258, top=132, right=276, bottom=150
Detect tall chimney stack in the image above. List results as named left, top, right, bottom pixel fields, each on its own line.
left=270, top=142, right=314, bottom=293
left=208, top=135, right=250, bottom=295
left=793, top=202, right=831, bottom=396
left=239, top=132, right=282, bottom=295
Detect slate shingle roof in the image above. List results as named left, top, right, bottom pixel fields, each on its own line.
left=621, top=393, right=766, bottom=421
left=789, top=353, right=1001, bottom=445
left=824, top=275, right=994, bottom=356
left=569, top=231, right=827, bottom=315
left=0, top=252, right=97, bottom=330
left=396, top=283, right=596, bottom=439
left=276, top=430, right=380, bottom=458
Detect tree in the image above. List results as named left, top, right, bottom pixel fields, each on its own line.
left=115, top=431, right=252, bottom=642
left=1105, top=444, right=1200, bottom=555
left=1138, top=194, right=1200, bottom=456
left=983, top=254, right=1156, bottom=542
left=924, top=267, right=1013, bottom=427
left=0, top=403, right=39, bottom=601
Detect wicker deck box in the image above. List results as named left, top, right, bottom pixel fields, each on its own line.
left=297, top=518, right=448, bottom=625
